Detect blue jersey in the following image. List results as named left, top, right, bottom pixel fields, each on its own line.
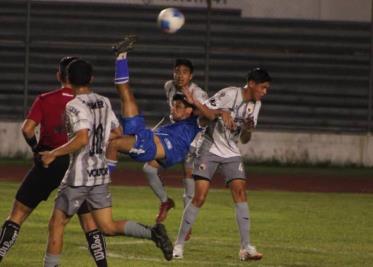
left=155, top=116, right=201, bottom=167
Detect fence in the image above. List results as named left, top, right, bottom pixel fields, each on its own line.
left=0, top=0, right=372, bottom=133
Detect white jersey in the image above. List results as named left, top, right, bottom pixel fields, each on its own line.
left=62, top=93, right=119, bottom=186
left=202, top=86, right=261, bottom=158
left=164, top=80, right=208, bottom=147
left=164, top=80, right=208, bottom=108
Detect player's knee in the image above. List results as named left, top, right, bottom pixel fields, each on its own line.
left=143, top=162, right=157, bottom=175
left=192, top=195, right=206, bottom=208
left=232, top=187, right=247, bottom=202
left=98, top=223, right=117, bottom=236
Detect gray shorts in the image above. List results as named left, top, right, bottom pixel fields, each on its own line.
left=192, top=151, right=246, bottom=184
left=55, top=183, right=112, bottom=217
left=184, top=146, right=197, bottom=170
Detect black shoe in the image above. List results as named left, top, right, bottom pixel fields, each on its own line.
left=151, top=223, right=173, bottom=261
left=112, top=34, right=137, bottom=55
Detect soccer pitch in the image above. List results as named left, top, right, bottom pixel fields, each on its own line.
left=0, top=181, right=372, bottom=267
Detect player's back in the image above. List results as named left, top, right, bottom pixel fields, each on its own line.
left=28, top=87, right=74, bottom=149
left=63, top=93, right=119, bottom=186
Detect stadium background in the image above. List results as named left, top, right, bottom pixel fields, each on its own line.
left=0, top=0, right=372, bottom=166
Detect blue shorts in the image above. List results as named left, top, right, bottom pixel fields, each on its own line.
left=157, top=135, right=188, bottom=168
left=121, top=115, right=156, bottom=162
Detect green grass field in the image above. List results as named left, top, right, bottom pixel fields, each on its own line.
left=0, top=181, right=372, bottom=267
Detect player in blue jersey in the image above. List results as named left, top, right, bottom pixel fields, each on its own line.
left=106, top=35, right=216, bottom=171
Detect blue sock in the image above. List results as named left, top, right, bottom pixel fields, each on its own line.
left=115, top=54, right=129, bottom=84
left=107, top=159, right=118, bottom=174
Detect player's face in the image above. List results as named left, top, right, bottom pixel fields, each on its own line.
left=173, top=65, right=193, bottom=89
left=170, top=100, right=192, bottom=121
left=249, top=81, right=270, bottom=101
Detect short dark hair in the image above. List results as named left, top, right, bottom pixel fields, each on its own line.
left=59, top=56, right=78, bottom=83
left=174, top=58, right=194, bottom=73
left=172, top=93, right=194, bottom=109
left=247, top=67, right=271, bottom=83
left=67, top=59, right=93, bottom=86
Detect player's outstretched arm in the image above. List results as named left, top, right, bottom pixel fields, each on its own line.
left=181, top=87, right=235, bottom=129
left=40, top=129, right=89, bottom=167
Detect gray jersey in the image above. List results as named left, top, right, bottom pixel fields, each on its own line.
left=202, top=86, right=261, bottom=158
left=62, top=93, right=119, bottom=186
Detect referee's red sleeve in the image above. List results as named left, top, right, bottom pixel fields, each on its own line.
left=27, top=96, right=42, bottom=123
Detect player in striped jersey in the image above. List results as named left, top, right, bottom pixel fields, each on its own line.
left=143, top=59, right=208, bottom=229
left=0, top=56, right=107, bottom=267
left=172, top=68, right=271, bottom=261
left=40, top=59, right=173, bottom=267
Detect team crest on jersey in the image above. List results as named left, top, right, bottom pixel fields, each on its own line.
left=199, top=163, right=206, bottom=171
left=247, top=103, right=255, bottom=114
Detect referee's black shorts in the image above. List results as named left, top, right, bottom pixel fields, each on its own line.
left=15, top=154, right=69, bottom=209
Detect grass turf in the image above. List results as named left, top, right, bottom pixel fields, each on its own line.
left=0, top=182, right=372, bottom=266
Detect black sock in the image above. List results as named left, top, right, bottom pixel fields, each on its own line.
left=0, top=220, right=20, bottom=261
left=85, top=229, right=107, bottom=267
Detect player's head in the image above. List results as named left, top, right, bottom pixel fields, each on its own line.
left=67, top=59, right=93, bottom=87
left=173, top=58, right=194, bottom=89
left=170, top=93, right=194, bottom=121
left=246, top=67, right=271, bottom=101
left=57, top=56, right=79, bottom=84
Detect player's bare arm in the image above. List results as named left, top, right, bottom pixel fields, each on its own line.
left=21, top=119, right=39, bottom=152
left=181, top=87, right=235, bottom=129
left=40, top=129, right=89, bottom=167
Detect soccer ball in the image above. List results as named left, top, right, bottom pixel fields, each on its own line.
left=157, top=8, right=185, bottom=33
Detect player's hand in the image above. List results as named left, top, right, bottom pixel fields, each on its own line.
left=243, top=116, right=255, bottom=130
left=39, top=151, right=56, bottom=168
left=181, top=86, right=194, bottom=105
left=220, top=110, right=236, bottom=130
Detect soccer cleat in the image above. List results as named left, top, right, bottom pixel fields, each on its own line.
left=184, top=228, right=192, bottom=241
left=239, top=245, right=263, bottom=261
left=172, top=244, right=184, bottom=259
left=155, top=198, right=175, bottom=223
left=112, top=34, right=137, bottom=55
left=151, top=224, right=173, bottom=261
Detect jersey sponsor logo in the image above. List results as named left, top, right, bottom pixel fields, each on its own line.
left=129, top=147, right=146, bottom=155
left=164, top=138, right=173, bottom=150
left=87, top=167, right=109, bottom=177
